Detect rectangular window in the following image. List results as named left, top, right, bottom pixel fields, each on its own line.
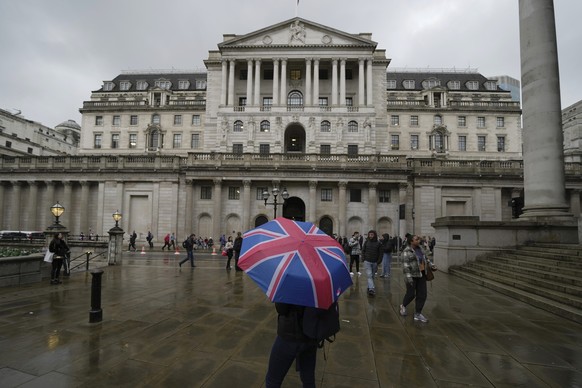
left=112, top=115, right=121, bottom=126
left=478, top=136, right=486, bottom=151
left=410, top=115, right=419, bottom=126
left=239, top=97, right=247, bottom=106
left=477, top=117, right=486, bottom=128
left=496, top=117, right=505, bottom=128
left=192, top=115, right=201, bottom=126
left=257, top=187, right=267, bottom=200
left=129, top=133, right=137, bottom=148
left=319, top=69, right=329, bottom=79
left=320, top=144, right=331, bottom=155
left=410, top=135, right=419, bottom=150
left=136, top=81, right=148, bottom=90
left=228, top=186, right=240, bottom=200
left=94, top=134, right=102, bottom=149
left=178, top=80, right=189, bottom=89
left=259, top=143, right=270, bottom=155
left=95, top=116, right=103, bottom=126
left=391, top=135, right=400, bottom=149
left=497, top=136, right=506, bottom=152
left=263, top=97, right=273, bottom=108
left=458, top=135, right=467, bottom=151
left=378, top=190, right=391, bottom=203
left=239, top=69, right=247, bottom=80
left=319, top=97, right=328, bottom=106
left=5, top=140, right=11, bottom=148
left=349, top=188, right=362, bottom=202
left=321, top=188, right=333, bottom=202
left=200, top=186, right=212, bottom=200
left=390, top=115, right=400, bottom=126
left=232, top=143, right=243, bottom=154
left=434, top=115, right=443, bottom=125
left=345, top=97, right=353, bottom=106
left=173, top=134, right=182, bottom=148
left=347, top=144, right=358, bottom=156
left=387, top=80, right=396, bottom=89
left=458, top=116, right=467, bottom=127
left=174, top=115, right=182, bottom=125
left=290, top=69, right=301, bottom=80
left=345, top=69, right=353, bottom=80
left=119, top=81, right=131, bottom=91
left=130, top=115, right=138, bottom=125
left=27, top=147, right=33, bottom=154
left=191, top=133, right=200, bottom=149
left=263, top=69, right=273, bottom=80
left=111, top=134, right=119, bottom=149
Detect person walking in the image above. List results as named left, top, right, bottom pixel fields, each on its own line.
left=170, top=233, right=176, bottom=250
left=146, top=231, right=154, bottom=249
left=224, top=236, right=234, bottom=270
left=379, top=233, right=394, bottom=278
left=128, top=230, right=137, bottom=251
left=179, top=234, right=196, bottom=267
left=361, top=230, right=383, bottom=296
left=233, top=232, right=243, bottom=271
left=48, top=233, right=70, bottom=285
left=265, top=303, right=318, bottom=388
left=400, top=234, right=437, bottom=323
left=348, top=232, right=362, bottom=276
left=161, top=233, right=171, bottom=250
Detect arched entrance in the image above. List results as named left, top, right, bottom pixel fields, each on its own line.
left=318, top=216, right=334, bottom=236
left=284, top=125, right=306, bottom=153
left=254, top=215, right=269, bottom=227
left=282, top=196, right=305, bottom=221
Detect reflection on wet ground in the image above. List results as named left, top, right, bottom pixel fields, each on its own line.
left=0, top=252, right=581, bottom=387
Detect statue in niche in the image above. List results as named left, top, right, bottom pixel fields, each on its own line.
left=221, top=116, right=229, bottom=139
left=289, top=21, right=306, bottom=44
left=363, top=117, right=372, bottom=129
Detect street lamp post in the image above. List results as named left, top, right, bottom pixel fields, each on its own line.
left=263, top=187, right=289, bottom=219
left=50, top=202, right=65, bottom=229
left=108, top=210, right=124, bottom=265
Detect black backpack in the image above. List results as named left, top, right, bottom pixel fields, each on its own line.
left=182, top=239, right=188, bottom=249
left=302, top=302, right=340, bottom=348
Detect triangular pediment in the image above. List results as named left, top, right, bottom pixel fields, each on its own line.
left=218, top=18, right=377, bottom=49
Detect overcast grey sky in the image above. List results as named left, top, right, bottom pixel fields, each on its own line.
left=1, top=0, right=580, bottom=128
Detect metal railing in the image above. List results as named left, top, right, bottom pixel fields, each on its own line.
left=69, top=250, right=107, bottom=272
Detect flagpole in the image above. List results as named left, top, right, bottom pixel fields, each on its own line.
left=295, top=0, right=299, bottom=17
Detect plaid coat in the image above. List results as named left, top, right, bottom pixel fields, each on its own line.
left=402, top=245, right=434, bottom=284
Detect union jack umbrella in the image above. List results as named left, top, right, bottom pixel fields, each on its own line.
left=238, top=217, right=353, bottom=309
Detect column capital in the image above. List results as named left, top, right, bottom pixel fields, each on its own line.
left=368, top=181, right=378, bottom=189
left=79, top=180, right=89, bottom=186
left=305, top=58, right=313, bottom=63
left=27, top=180, right=37, bottom=187
left=338, top=181, right=348, bottom=188
left=243, top=179, right=252, bottom=188
left=309, top=180, right=318, bottom=189
left=213, top=178, right=222, bottom=186
left=63, top=181, right=72, bottom=187
left=11, top=180, right=22, bottom=187
left=185, top=179, right=194, bottom=185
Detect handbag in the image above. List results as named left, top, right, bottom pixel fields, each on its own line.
left=44, top=250, right=54, bottom=263
left=221, top=250, right=228, bottom=257
left=425, top=264, right=435, bottom=281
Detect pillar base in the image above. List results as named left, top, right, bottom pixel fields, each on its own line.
left=519, top=205, right=575, bottom=222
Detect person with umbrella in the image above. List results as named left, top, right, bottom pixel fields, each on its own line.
left=237, top=217, right=352, bottom=387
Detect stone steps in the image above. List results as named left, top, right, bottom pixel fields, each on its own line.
left=449, top=243, right=582, bottom=324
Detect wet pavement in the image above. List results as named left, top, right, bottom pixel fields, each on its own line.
left=0, top=251, right=581, bottom=387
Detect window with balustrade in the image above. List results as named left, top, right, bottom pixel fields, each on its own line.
left=233, top=120, right=243, bottom=132
left=348, top=121, right=358, bottom=132
left=320, top=120, right=331, bottom=132
left=260, top=120, right=270, bottom=132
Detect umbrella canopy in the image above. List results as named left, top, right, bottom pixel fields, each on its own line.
left=238, top=217, right=353, bottom=309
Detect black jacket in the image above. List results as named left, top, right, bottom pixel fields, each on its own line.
left=275, top=303, right=313, bottom=342
left=361, top=231, right=383, bottom=263
left=49, top=238, right=69, bottom=258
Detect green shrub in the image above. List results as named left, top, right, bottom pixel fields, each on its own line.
left=0, top=247, right=42, bottom=258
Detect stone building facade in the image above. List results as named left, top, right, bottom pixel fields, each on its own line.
left=0, top=18, right=580, bottom=243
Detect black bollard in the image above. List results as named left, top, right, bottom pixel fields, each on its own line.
left=85, top=251, right=92, bottom=271
left=89, top=269, right=104, bottom=323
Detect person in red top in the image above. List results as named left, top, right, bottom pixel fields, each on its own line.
left=161, top=233, right=171, bottom=250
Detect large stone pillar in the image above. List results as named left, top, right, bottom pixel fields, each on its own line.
left=62, top=181, right=72, bottom=229
left=273, top=59, right=280, bottom=106
left=213, top=178, right=223, bottom=240
left=185, top=179, right=194, bottom=233
left=80, top=181, right=90, bottom=235
left=280, top=59, right=287, bottom=106
left=366, top=58, right=373, bottom=106
left=313, top=59, right=320, bottom=106
left=305, top=58, right=312, bottom=106
left=519, top=0, right=572, bottom=220
left=368, top=181, right=377, bottom=231
left=227, top=60, right=236, bottom=106
left=28, top=181, right=38, bottom=230
left=253, top=59, right=261, bottom=106
left=243, top=179, right=251, bottom=231
left=246, top=59, right=254, bottom=105
left=0, top=183, right=4, bottom=229
left=358, top=58, right=365, bottom=106
left=339, top=59, right=346, bottom=106
left=331, top=59, right=338, bottom=106
left=338, top=181, right=347, bottom=236
left=308, top=180, right=317, bottom=223
left=11, top=181, right=21, bottom=230
left=220, top=60, right=228, bottom=106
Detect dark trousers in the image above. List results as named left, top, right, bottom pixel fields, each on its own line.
left=265, top=336, right=317, bottom=388
left=402, top=273, right=428, bottom=314
left=225, top=250, right=233, bottom=268
left=349, top=254, right=360, bottom=272
left=179, top=250, right=194, bottom=267
left=51, top=258, right=64, bottom=280
left=234, top=251, right=242, bottom=271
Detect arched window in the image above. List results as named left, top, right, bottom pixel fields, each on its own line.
left=318, top=216, right=334, bottom=236
left=233, top=120, right=243, bottom=132
left=348, top=120, right=358, bottom=132
left=320, top=120, right=331, bottom=132
left=260, top=120, right=270, bottom=132
left=434, top=115, right=442, bottom=125
left=287, top=90, right=303, bottom=107
left=152, top=114, right=160, bottom=124
left=149, top=130, right=161, bottom=149
left=429, top=129, right=448, bottom=153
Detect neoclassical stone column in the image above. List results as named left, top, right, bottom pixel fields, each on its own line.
left=227, top=60, right=236, bottom=107
left=305, top=58, right=312, bottom=106
left=339, top=59, right=346, bottom=106
left=331, top=59, right=338, bottom=106
left=254, top=59, right=262, bottom=106
left=220, top=60, right=228, bottom=106
left=11, top=181, right=22, bottom=230
left=399, top=183, right=408, bottom=237
left=243, top=179, right=251, bottom=231
left=273, top=59, right=280, bottom=105
left=569, top=189, right=581, bottom=217
left=0, top=182, right=4, bottom=229
left=28, top=181, right=38, bottom=230
left=338, top=181, right=347, bottom=236
left=358, top=58, right=365, bottom=106
left=246, top=59, right=254, bottom=105
left=62, top=181, right=73, bottom=229
left=519, top=0, right=571, bottom=220
left=213, top=178, right=223, bottom=240
left=312, top=59, right=320, bottom=106
left=45, top=181, right=55, bottom=228
left=185, top=179, right=194, bottom=233
left=80, top=181, right=90, bottom=235
left=368, top=181, right=377, bottom=231
left=280, top=59, right=287, bottom=106
left=366, top=58, right=373, bottom=106
left=308, top=180, right=317, bottom=223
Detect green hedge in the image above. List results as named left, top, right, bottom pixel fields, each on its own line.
left=0, top=247, right=42, bottom=258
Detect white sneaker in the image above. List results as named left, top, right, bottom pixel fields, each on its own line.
left=414, top=313, right=428, bottom=323
left=399, top=304, right=407, bottom=316
left=350, top=272, right=354, bottom=276
left=357, top=271, right=361, bottom=276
